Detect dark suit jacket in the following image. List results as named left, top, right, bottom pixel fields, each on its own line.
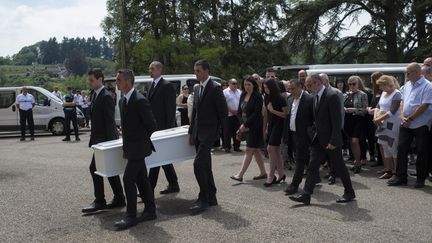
left=120, top=90, right=157, bottom=160
left=188, top=79, right=228, bottom=143
left=237, top=92, right=263, bottom=130
left=147, top=78, right=177, bottom=130
left=283, top=92, right=314, bottom=144
left=89, top=88, right=118, bottom=147
left=313, top=87, right=343, bottom=148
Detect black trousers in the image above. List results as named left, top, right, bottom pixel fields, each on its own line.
left=89, top=155, right=124, bottom=204
left=64, top=110, right=78, bottom=138
left=149, top=164, right=179, bottom=189
left=304, top=140, right=354, bottom=195
left=223, top=116, right=240, bottom=150
left=290, top=131, right=310, bottom=187
left=396, top=125, right=429, bottom=181
left=19, top=109, right=34, bottom=137
left=124, top=158, right=155, bottom=218
left=194, top=140, right=217, bottom=203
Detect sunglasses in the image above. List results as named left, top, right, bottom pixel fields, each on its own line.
left=348, top=83, right=357, bottom=86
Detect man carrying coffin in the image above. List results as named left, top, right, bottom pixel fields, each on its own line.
left=81, top=69, right=125, bottom=214
left=114, top=69, right=157, bottom=230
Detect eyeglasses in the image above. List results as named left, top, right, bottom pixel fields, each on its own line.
left=348, top=83, right=357, bottom=86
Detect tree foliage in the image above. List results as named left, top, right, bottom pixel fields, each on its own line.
left=103, top=0, right=432, bottom=79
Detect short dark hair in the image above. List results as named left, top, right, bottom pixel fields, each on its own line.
left=117, top=69, right=135, bottom=85
left=88, top=69, right=104, bottom=82
left=194, top=59, right=210, bottom=71
left=66, top=86, right=72, bottom=91
left=290, top=79, right=302, bottom=88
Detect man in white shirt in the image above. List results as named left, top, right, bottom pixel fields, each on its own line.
left=222, top=79, right=242, bottom=152
left=52, top=87, right=62, bottom=99
left=16, top=87, right=36, bottom=141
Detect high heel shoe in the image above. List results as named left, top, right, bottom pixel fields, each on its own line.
left=276, top=175, right=286, bottom=184
left=264, top=176, right=276, bottom=187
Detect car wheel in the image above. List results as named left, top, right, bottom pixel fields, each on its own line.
left=50, top=118, right=65, bottom=135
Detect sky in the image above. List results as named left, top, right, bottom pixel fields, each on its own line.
left=0, top=0, right=108, bottom=57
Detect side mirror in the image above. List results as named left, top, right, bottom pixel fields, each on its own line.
left=12, top=105, right=16, bottom=112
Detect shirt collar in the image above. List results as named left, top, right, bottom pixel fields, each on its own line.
left=317, top=85, right=325, bottom=98
left=94, top=85, right=104, bottom=96
left=294, top=90, right=304, bottom=100
left=201, top=77, right=210, bottom=89
left=153, top=76, right=162, bottom=86
left=124, top=87, right=135, bottom=103
left=410, top=76, right=425, bottom=86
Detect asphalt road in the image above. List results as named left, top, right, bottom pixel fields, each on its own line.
left=0, top=133, right=431, bottom=242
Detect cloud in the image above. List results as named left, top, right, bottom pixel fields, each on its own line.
left=0, top=0, right=107, bottom=57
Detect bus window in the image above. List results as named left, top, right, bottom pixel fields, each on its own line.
left=169, top=80, right=181, bottom=95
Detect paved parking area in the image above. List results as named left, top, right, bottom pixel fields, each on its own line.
left=0, top=133, right=431, bottom=242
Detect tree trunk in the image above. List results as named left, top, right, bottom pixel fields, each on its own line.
left=382, top=0, right=399, bottom=62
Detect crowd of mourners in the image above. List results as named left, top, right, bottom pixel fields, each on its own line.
left=179, top=57, right=432, bottom=190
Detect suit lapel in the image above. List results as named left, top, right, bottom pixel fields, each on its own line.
left=286, top=96, right=294, bottom=116
left=316, top=87, right=327, bottom=115
left=149, top=78, right=163, bottom=100
left=199, top=79, right=212, bottom=105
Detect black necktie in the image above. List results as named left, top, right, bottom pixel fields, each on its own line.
left=199, top=85, right=204, bottom=101
left=314, top=94, right=319, bottom=113
left=148, top=81, right=156, bottom=97
left=122, top=98, right=128, bottom=118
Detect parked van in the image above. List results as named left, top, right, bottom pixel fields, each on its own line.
left=0, top=86, right=85, bottom=135
left=104, top=74, right=223, bottom=125
left=271, top=63, right=408, bottom=87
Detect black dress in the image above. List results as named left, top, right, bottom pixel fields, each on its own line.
left=238, top=92, right=264, bottom=148
left=178, top=95, right=189, bottom=125
left=266, top=95, right=287, bottom=146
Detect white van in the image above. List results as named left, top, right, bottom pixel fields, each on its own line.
left=271, top=63, right=408, bottom=87
left=104, top=74, right=222, bottom=125
left=0, top=86, right=85, bottom=135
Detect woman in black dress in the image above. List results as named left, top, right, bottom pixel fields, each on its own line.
left=263, top=79, right=288, bottom=186
left=176, top=84, right=190, bottom=125
left=230, top=76, right=267, bottom=181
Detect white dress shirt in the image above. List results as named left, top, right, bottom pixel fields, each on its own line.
left=199, top=77, right=210, bottom=97
left=124, top=87, right=135, bottom=103
left=16, top=93, right=35, bottom=111
left=153, top=76, right=162, bottom=87
left=223, top=88, right=241, bottom=116
left=289, top=91, right=303, bottom=132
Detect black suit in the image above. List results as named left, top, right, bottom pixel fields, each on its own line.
left=303, top=87, right=354, bottom=196
left=283, top=92, right=314, bottom=188
left=120, top=89, right=157, bottom=217
left=147, top=77, right=179, bottom=189
left=189, top=79, right=228, bottom=203
left=88, top=88, right=124, bottom=204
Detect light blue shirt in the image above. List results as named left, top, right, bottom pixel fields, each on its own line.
left=401, top=76, right=432, bottom=129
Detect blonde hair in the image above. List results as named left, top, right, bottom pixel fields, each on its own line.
left=376, top=75, right=400, bottom=89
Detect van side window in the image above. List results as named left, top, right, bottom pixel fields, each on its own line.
left=169, top=80, right=181, bottom=95
left=27, top=89, right=48, bottom=106
left=0, top=91, right=16, bottom=108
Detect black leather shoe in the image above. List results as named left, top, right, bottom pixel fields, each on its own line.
left=114, top=217, right=137, bottom=230
left=336, top=193, right=356, bottom=203
left=233, top=148, right=242, bottom=152
left=190, top=201, right=209, bottom=215
left=30, top=137, right=35, bottom=141
left=328, top=176, right=336, bottom=185
left=289, top=193, right=311, bottom=205
left=82, top=202, right=106, bottom=213
left=62, top=137, right=70, bottom=142
left=20, top=137, right=25, bottom=141
left=414, top=180, right=425, bottom=188
left=284, top=185, right=298, bottom=196
left=106, top=198, right=126, bottom=209
left=387, top=177, right=407, bottom=186
left=75, top=137, right=80, bottom=141
left=209, top=200, right=218, bottom=207
left=160, top=185, right=180, bottom=194
left=139, top=211, right=157, bottom=222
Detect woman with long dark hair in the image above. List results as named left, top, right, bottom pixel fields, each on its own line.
left=230, top=76, right=267, bottom=181
left=263, top=79, right=288, bottom=186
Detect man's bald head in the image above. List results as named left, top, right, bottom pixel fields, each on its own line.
left=424, top=57, right=432, bottom=67
left=406, top=62, right=422, bottom=82
left=421, top=65, right=432, bottom=81
left=319, top=73, right=330, bottom=87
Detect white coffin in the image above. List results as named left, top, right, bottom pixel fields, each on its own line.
left=92, top=125, right=195, bottom=177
